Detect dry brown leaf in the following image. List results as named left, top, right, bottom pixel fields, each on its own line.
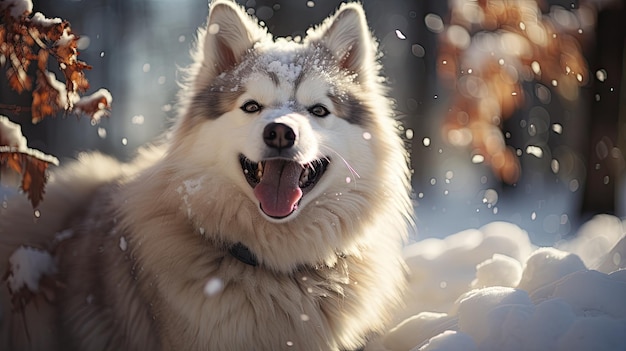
left=31, top=70, right=63, bottom=123
left=0, top=145, right=58, bottom=208
left=1, top=4, right=110, bottom=207
left=1, top=5, right=102, bottom=123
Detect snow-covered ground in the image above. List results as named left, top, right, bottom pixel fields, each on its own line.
left=378, top=215, right=626, bottom=351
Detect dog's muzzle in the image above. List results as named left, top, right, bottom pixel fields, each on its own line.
left=239, top=123, right=329, bottom=219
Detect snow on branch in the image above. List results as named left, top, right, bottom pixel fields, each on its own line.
left=74, top=88, right=113, bottom=123
left=0, top=0, right=112, bottom=123
left=0, top=0, right=112, bottom=207
left=0, top=116, right=59, bottom=208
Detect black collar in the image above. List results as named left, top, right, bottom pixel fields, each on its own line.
left=228, top=242, right=347, bottom=269
left=229, top=242, right=258, bottom=266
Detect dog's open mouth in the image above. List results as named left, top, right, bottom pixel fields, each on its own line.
left=239, top=154, right=329, bottom=219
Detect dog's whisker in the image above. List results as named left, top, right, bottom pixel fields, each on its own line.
left=320, top=145, right=360, bottom=181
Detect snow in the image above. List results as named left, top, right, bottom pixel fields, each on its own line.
left=0, top=115, right=60, bottom=165
left=5, top=246, right=55, bottom=293
left=73, top=88, right=113, bottom=122
left=381, top=215, right=626, bottom=351
left=119, top=236, right=128, bottom=251
left=30, top=11, right=62, bottom=27
left=54, top=27, right=76, bottom=49
left=44, top=70, right=69, bottom=108
left=0, top=0, right=32, bottom=18
left=0, top=115, right=27, bottom=150
left=204, top=277, right=224, bottom=297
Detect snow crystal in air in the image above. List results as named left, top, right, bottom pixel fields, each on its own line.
left=405, top=128, right=414, bottom=140
left=482, top=188, right=498, bottom=206
left=551, top=159, right=560, bottom=173
left=131, top=115, right=145, bottom=125
left=424, top=13, right=444, bottom=33
left=411, top=44, right=426, bottom=58
left=204, top=277, right=224, bottom=296
left=446, top=25, right=470, bottom=49
left=97, top=127, right=107, bottom=139
left=471, top=154, right=485, bottom=164
left=119, top=236, right=128, bottom=252
left=395, top=29, right=406, bottom=40
left=526, top=145, right=543, bottom=158
left=54, top=229, right=74, bottom=243
left=76, top=36, right=90, bottom=50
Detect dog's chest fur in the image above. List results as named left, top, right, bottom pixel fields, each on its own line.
left=56, top=187, right=370, bottom=351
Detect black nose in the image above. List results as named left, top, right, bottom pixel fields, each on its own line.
left=263, top=123, right=297, bottom=150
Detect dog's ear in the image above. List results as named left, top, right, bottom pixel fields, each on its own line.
left=308, top=4, right=377, bottom=81
left=202, top=0, right=266, bottom=77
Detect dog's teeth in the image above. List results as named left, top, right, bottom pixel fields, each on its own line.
left=300, top=167, right=310, bottom=185
left=256, top=162, right=263, bottom=179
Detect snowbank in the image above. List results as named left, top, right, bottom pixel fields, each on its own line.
left=381, top=215, right=626, bottom=351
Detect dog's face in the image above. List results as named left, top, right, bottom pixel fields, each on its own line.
left=168, top=0, right=400, bottom=227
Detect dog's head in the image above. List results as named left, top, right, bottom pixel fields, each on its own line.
left=170, top=0, right=402, bottom=224
left=169, top=0, right=408, bottom=268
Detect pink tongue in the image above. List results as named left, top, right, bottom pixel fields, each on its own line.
left=253, top=159, right=303, bottom=218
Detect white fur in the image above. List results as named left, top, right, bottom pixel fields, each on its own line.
left=0, top=1, right=413, bottom=350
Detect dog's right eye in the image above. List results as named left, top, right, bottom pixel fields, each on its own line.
left=241, top=100, right=262, bottom=114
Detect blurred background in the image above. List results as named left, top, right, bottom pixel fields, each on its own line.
left=1, top=0, right=625, bottom=244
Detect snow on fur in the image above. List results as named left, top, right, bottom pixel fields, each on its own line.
left=6, top=246, right=55, bottom=293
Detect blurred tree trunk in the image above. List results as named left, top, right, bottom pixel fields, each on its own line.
left=581, top=4, right=626, bottom=216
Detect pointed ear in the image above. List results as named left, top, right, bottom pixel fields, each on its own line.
left=201, top=0, right=266, bottom=77
left=308, top=4, right=377, bottom=80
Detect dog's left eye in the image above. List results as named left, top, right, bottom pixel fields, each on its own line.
left=308, top=104, right=330, bottom=118
left=241, top=100, right=262, bottom=114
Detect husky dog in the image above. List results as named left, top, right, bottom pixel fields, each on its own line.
left=0, top=0, right=413, bottom=350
